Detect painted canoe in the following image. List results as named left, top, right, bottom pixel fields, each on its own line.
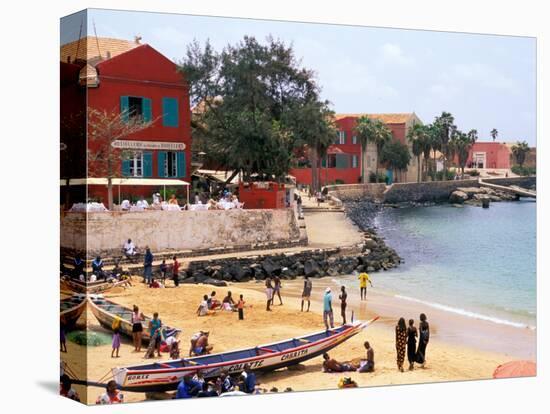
left=61, top=277, right=130, bottom=294
left=60, top=294, right=87, bottom=330
left=87, top=295, right=180, bottom=343
left=112, top=317, right=378, bottom=392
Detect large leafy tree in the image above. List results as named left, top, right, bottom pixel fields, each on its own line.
left=511, top=141, right=530, bottom=167
left=181, top=36, right=331, bottom=188
left=87, top=108, right=154, bottom=210
left=379, top=140, right=411, bottom=183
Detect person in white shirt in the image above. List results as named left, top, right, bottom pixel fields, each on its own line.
left=120, top=200, right=131, bottom=211
left=197, top=295, right=209, bottom=316
left=123, top=239, right=138, bottom=260
left=136, top=197, right=149, bottom=210
left=152, top=193, right=161, bottom=205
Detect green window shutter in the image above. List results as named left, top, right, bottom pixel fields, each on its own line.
left=142, top=97, right=152, bottom=122
left=162, top=97, right=179, bottom=127
left=157, top=151, right=167, bottom=177
left=143, top=152, right=153, bottom=177
left=176, top=152, right=186, bottom=178
left=120, top=96, right=129, bottom=122
left=121, top=158, right=131, bottom=176
left=335, top=154, right=349, bottom=169
left=321, top=156, right=327, bottom=168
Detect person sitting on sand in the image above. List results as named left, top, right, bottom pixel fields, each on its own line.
left=322, top=353, right=357, bottom=372
left=239, top=364, right=257, bottom=394
left=149, top=278, right=163, bottom=288
left=92, top=256, right=105, bottom=280
left=197, top=295, right=209, bottom=316
left=176, top=374, right=202, bottom=399
left=207, top=291, right=220, bottom=310
left=72, top=254, right=85, bottom=279
left=123, top=238, right=138, bottom=260
left=222, top=291, right=236, bottom=311
left=96, top=380, right=124, bottom=404
left=217, top=371, right=235, bottom=394
left=60, top=374, right=80, bottom=402
left=357, top=341, right=375, bottom=373
left=190, top=331, right=213, bottom=356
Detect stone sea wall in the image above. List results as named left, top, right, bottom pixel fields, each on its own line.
left=61, top=208, right=302, bottom=257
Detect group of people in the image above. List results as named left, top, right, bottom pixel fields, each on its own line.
left=395, top=313, right=430, bottom=372
left=197, top=291, right=246, bottom=320
left=175, top=365, right=258, bottom=399
left=322, top=341, right=375, bottom=374
left=265, top=276, right=283, bottom=311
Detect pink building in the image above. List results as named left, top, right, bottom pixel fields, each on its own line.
left=464, top=142, right=512, bottom=169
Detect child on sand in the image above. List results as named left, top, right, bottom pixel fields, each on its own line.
left=111, top=327, right=121, bottom=358
left=237, top=294, right=245, bottom=320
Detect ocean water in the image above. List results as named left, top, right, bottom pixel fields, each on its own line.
left=359, top=201, right=536, bottom=329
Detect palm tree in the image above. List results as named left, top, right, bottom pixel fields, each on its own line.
left=407, top=123, right=428, bottom=182
left=511, top=141, right=530, bottom=167
left=426, top=123, right=441, bottom=180
left=434, top=111, right=455, bottom=180
left=354, top=115, right=377, bottom=183
left=490, top=128, right=498, bottom=142
left=450, top=129, right=478, bottom=178
left=373, top=121, right=393, bottom=182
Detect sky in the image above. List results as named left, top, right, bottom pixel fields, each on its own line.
left=61, top=9, right=537, bottom=146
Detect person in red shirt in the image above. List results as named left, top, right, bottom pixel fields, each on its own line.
left=172, top=256, right=180, bottom=287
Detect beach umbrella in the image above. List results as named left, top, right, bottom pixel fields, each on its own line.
left=493, top=360, right=536, bottom=379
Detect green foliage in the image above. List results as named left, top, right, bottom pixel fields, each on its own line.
left=511, top=141, right=530, bottom=167
left=511, top=165, right=535, bottom=176
left=369, top=171, right=388, bottom=183
left=181, top=36, right=333, bottom=182
left=469, top=169, right=480, bottom=176
left=334, top=179, right=345, bottom=185
left=380, top=140, right=411, bottom=172
left=67, top=330, right=112, bottom=347
left=355, top=116, right=392, bottom=183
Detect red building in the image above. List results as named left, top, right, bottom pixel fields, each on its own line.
left=60, top=37, right=192, bottom=204
left=462, top=142, right=512, bottom=170
left=289, top=113, right=422, bottom=186
left=239, top=182, right=286, bottom=209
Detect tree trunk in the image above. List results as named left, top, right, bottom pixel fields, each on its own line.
left=433, top=150, right=437, bottom=181
left=417, top=155, right=421, bottom=183
left=310, top=149, right=318, bottom=194
left=107, top=177, right=114, bottom=210
left=361, top=142, right=367, bottom=184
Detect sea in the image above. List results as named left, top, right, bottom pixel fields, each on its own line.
left=345, top=201, right=537, bottom=330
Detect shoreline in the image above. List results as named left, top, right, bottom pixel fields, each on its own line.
left=63, top=280, right=526, bottom=404
left=240, top=277, right=536, bottom=360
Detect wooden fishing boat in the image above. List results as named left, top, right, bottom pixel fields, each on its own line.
left=60, top=294, right=87, bottom=330
left=87, top=295, right=180, bottom=343
left=61, top=277, right=130, bottom=294
left=112, top=317, right=378, bottom=392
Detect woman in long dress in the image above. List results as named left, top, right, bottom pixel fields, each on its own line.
left=407, top=319, right=418, bottom=370
left=395, top=317, right=407, bottom=372
left=416, top=313, right=430, bottom=368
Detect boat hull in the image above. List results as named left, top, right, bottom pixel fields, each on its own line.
left=62, top=278, right=129, bottom=294
left=87, top=296, right=179, bottom=344
left=60, top=295, right=87, bottom=330
left=113, top=319, right=375, bottom=393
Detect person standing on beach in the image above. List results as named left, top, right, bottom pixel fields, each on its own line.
left=407, top=319, right=418, bottom=370
left=415, top=313, right=430, bottom=368
left=111, top=327, right=121, bottom=358
left=273, top=276, right=283, bottom=306
left=323, top=287, right=334, bottom=330
left=265, top=278, right=274, bottom=311
left=131, top=305, right=144, bottom=352
left=237, top=294, right=245, bottom=320
left=143, top=247, right=153, bottom=284
left=339, top=286, right=348, bottom=325
left=395, top=317, right=407, bottom=372
left=172, top=256, right=180, bottom=287
left=358, top=271, right=373, bottom=300
left=148, top=312, right=163, bottom=358
left=301, top=276, right=312, bottom=312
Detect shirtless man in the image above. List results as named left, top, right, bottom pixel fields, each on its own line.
left=190, top=331, right=213, bottom=356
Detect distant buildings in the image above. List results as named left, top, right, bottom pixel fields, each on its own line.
left=60, top=37, right=192, bottom=204
left=290, top=113, right=423, bottom=185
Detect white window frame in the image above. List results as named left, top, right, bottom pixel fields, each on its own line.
left=338, top=131, right=346, bottom=145
left=129, top=151, right=144, bottom=177
left=165, top=151, right=178, bottom=178
left=352, top=135, right=357, bottom=145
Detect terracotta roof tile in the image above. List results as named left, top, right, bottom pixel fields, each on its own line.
left=335, top=113, right=415, bottom=124
left=60, top=36, right=140, bottom=65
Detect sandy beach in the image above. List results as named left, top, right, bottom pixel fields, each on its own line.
left=60, top=276, right=532, bottom=404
